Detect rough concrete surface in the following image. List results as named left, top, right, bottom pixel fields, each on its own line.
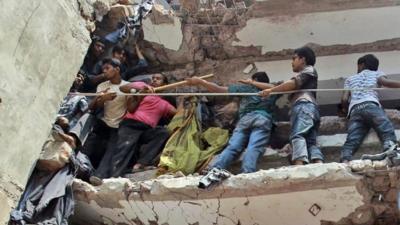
left=71, top=162, right=400, bottom=225
left=0, top=0, right=90, bottom=222
left=3, top=0, right=400, bottom=224
left=72, top=163, right=372, bottom=225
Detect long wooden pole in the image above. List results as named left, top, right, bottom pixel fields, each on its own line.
left=154, top=74, right=214, bottom=92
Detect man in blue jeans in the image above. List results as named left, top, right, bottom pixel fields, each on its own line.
left=258, top=46, right=323, bottom=165
left=186, top=72, right=278, bottom=173
left=340, top=54, right=400, bottom=163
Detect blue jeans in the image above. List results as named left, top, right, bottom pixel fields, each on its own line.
left=212, top=111, right=272, bottom=173
left=290, top=101, right=323, bottom=163
left=341, top=102, right=397, bottom=161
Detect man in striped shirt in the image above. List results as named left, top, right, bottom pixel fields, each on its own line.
left=341, top=54, right=400, bottom=162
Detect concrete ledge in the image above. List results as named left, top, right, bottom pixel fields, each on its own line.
left=71, top=163, right=400, bottom=225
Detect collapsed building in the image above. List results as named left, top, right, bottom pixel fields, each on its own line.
left=1, top=0, right=400, bottom=224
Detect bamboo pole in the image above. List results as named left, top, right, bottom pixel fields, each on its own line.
left=154, top=74, right=214, bottom=92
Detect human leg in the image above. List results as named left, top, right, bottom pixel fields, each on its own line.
left=136, top=127, right=170, bottom=167
left=111, top=120, right=144, bottom=177
left=80, top=118, right=111, bottom=168
left=241, top=115, right=272, bottom=173
left=341, top=111, right=370, bottom=162
left=369, top=105, right=397, bottom=151
left=290, top=102, right=318, bottom=164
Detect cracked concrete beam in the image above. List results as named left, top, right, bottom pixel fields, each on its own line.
left=71, top=163, right=372, bottom=225
left=72, top=163, right=400, bottom=225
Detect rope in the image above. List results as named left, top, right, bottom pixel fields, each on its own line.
left=70, top=87, right=400, bottom=97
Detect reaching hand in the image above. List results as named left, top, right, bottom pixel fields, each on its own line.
left=141, top=85, right=155, bottom=93
left=103, top=92, right=117, bottom=101
left=259, top=89, right=272, bottom=97
left=98, top=88, right=117, bottom=101
left=186, top=76, right=204, bottom=86
left=238, top=79, right=253, bottom=85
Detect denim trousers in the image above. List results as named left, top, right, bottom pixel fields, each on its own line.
left=290, top=101, right=323, bottom=163
left=212, top=111, right=272, bottom=173
left=341, top=102, right=397, bottom=161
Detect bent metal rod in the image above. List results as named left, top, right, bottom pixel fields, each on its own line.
left=71, top=87, right=400, bottom=97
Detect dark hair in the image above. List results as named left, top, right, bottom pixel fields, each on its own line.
left=251, top=72, right=270, bottom=83
left=112, top=45, right=124, bottom=55
left=102, top=58, right=121, bottom=70
left=294, top=46, right=316, bottom=66
left=357, top=54, right=379, bottom=71
left=160, top=73, right=169, bottom=85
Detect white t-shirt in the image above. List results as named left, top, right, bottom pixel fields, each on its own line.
left=97, top=80, right=129, bottom=128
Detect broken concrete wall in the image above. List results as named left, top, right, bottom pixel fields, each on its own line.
left=0, top=0, right=90, bottom=222
left=101, top=0, right=400, bottom=118
left=71, top=163, right=400, bottom=225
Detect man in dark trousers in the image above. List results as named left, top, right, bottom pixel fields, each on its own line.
left=80, top=58, right=128, bottom=180
left=109, top=73, right=176, bottom=177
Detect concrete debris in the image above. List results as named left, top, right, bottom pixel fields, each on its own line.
left=71, top=163, right=400, bottom=225
left=242, top=63, right=254, bottom=74
left=4, top=0, right=400, bottom=224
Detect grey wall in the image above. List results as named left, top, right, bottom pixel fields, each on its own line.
left=0, top=0, right=90, bottom=222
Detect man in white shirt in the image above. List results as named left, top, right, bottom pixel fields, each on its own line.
left=81, top=58, right=128, bottom=178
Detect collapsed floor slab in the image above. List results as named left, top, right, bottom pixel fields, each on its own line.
left=71, top=162, right=400, bottom=225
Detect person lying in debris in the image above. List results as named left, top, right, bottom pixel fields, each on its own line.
left=340, top=54, right=400, bottom=163
left=258, top=46, right=324, bottom=165
left=9, top=117, right=94, bottom=225
left=80, top=58, right=129, bottom=180
left=90, top=73, right=176, bottom=182
left=186, top=72, right=278, bottom=173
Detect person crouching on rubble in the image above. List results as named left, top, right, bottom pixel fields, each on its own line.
left=258, top=46, right=324, bottom=165
left=186, top=72, right=278, bottom=173
left=108, top=73, right=177, bottom=178
left=340, top=54, right=400, bottom=163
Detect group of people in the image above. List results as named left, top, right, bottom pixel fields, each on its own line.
left=56, top=38, right=400, bottom=184
left=189, top=46, right=400, bottom=173
left=55, top=37, right=177, bottom=184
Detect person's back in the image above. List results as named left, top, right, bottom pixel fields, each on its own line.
left=229, top=84, right=278, bottom=119
left=345, top=69, right=384, bottom=113
left=341, top=54, right=397, bottom=162
left=124, top=81, right=175, bottom=128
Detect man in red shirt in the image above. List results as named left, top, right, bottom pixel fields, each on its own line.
left=111, top=73, right=176, bottom=177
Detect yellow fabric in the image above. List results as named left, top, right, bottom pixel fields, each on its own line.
left=158, top=99, right=229, bottom=175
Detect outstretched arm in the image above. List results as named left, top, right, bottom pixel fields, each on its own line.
left=378, top=76, right=400, bottom=88
left=136, top=45, right=145, bottom=60
left=186, top=76, right=228, bottom=93
left=260, top=80, right=296, bottom=96
left=238, top=79, right=275, bottom=89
